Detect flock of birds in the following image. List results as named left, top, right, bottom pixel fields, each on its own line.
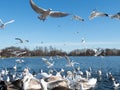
left=29, top=0, right=120, bottom=22
left=0, top=0, right=120, bottom=30
left=0, top=0, right=120, bottom=90
left=0, top=55, right=120, bottom=90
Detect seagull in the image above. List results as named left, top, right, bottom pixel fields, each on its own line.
left=15, top=38, right=29, bottom=43
left=0, top=19, right=15, bottom=29
left=109, top=12, right=120, bottom=20
left=81, top=38, right=87, bottom=50
left=64, top=55, right=79, bottom=67
left=15, top=38, right=23, bottom=43
left=93, top=48, right=102, bottom=56
left=41, top=57, right=54, bottom=68
left=30, top=0, right=69, bottom=21
left=16, top=59, right=24, bottom=63
left=81, top=38, right=86, bottom=44
left=72, top=15, right=84, bottom=21
left=89, top=10, right=109, bottom=20
left=11, top=51, right=27, bottom=57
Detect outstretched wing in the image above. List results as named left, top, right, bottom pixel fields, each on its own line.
left=89, top=10, right=108, bottom=20
left=72, top=15, right=84, bottom=21
left=49, top=11, right=69, bottom=18
left=4, top=20, right=15, bottom=25
left=64, top=55, right=71, bottom=64
left=81, top=38, right=85, bottom=44
left=30, top=0, right=46, bottom=14
left=41, top=58, right=51, bottom=65
left=110, top=12, right=120, bottom=19
left=15, top=38, right=23, bottom=43
left=0, top=19, right=3, bottom=24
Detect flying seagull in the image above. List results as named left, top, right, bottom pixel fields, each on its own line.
left=81, top=38, right=86, bottom=44
left=89, top=10, right=108, bottom=20
left=15, top=38, right=29, bottom=43
left=30, top=0, right=69, bottom=21
left=72, top=15, right=84, bottom=21
left=64, top=55, right=79, bottom=67
left=93, top=48, right=102, bottom=56
left=41, top=57, right=54, bottom=68
left=109, top=12, right=120, bottom=20
left=0, top=19, right=15, bottom=29
left=15, top=38, right=23, bottom=43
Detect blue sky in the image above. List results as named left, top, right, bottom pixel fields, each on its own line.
left=0, top=0, right=120, bottom=52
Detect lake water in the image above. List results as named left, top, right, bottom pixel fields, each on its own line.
left=0, top=56, right=120, bottom=90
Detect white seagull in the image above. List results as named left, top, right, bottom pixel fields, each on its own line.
left=41, top=57, right=54, bottom=68
left=81, top=38, right=87, bottom=50
left=0, top=19, right=15, bottom=29
left=30, top=0, right=69, bottom=21
left=64, top=55, right=79, bottom=67
left=89, top=10, right=108, bottom=20
left=72, top=15, right=84, bottom=21
left=93, top=48, right=102, bottom=56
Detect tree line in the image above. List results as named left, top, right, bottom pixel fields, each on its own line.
left=0, top=46, right=120, bottom=58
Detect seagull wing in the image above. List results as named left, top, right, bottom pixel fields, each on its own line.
left=110, top=13, right=120, bottom=19
left=64, top=55, right=71, bottom=64
left=0, top=19, right=3, bottom=24
left=72, top=15, right=84, bottom=21
left=41, top=58, right=51, bottom=65
left=49, top=11, right=69, bottom=18
left=81, top=38, right=85, bottom=44
left=96, top=12, right=108, bottom=17
left=4, top=20, right=15, bottom=25
left=89, top=11, right=108, bottom=20
left=30, top=0, right=46, bottom=14
left=15, top=38, right=23, bottom=43
left=110, top=14, right=118, bottom=19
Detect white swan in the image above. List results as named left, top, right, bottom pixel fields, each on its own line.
left=22, top=72, right=41, bottom=90
left=40, top=78, right=66, bottom=90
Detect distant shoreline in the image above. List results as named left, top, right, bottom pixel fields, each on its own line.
left=0, top=46, right=120, bottom=58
